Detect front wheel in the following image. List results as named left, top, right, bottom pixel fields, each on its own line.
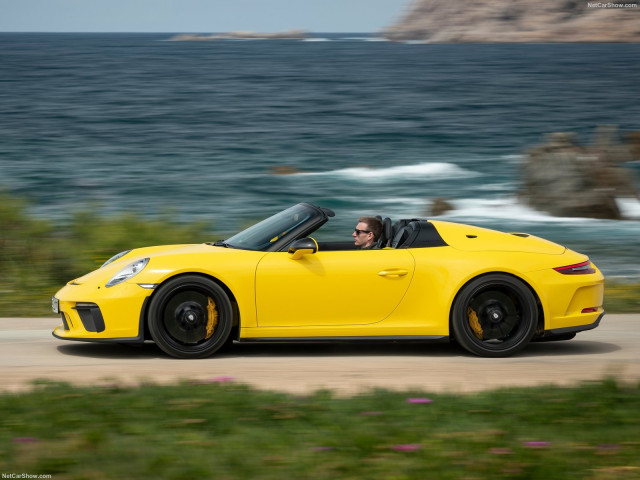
left=451, top=274, right=538, bottom=357
left=148, top=275, right=233, bottom=358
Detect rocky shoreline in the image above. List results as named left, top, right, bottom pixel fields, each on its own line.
left=383, top=0, right=640, bottom=43
left=431, top=127, right=640, bottom=220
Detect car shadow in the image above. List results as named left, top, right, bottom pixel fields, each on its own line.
left=222, top=341, right=462, bottom=358
left=56, top=340, right=461, bottom=359
left=56, top=338, right=621, bottom=360
left=516, top=340, right=621, bottom=357
left=222, top=339, right=621, bottom=359
left=56, top=342, right=165, bottom=359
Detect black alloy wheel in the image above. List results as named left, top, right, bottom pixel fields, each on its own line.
left=148, top=275, right=233, bottom=358
left=451, top=274, right=538, bottom=357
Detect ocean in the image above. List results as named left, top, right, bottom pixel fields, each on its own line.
left=1, top=33, right=639, bottom=279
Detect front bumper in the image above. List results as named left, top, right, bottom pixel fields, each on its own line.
left=52, top=281, right=153, bottom=342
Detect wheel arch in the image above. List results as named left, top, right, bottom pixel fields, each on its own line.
left=448, top=271, right=545, bottom=339
left=143, top=272, right=240, bottom=341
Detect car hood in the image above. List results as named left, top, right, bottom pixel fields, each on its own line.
left=71, top=243, right=247, bottom=285
left=431, top=221, right=566, bottom=255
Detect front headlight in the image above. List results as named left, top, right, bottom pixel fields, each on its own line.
left=101, top=250, right=132, bottom=268
left=106, top=258, right=149, bottom=288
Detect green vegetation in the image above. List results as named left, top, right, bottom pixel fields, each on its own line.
left=604, top=282, right=640, bottom=313
left=0, top=193, right=212, bottom=316
left=1, top=192, right=639, bottom=316
left=0, top=379, right=638, bottom=479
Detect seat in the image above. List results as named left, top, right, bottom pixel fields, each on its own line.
left=391, top=222, right=417, bottom=249
left=375, top=217, right=393, bottom=248
left=390, top=219, right=410, bottom=242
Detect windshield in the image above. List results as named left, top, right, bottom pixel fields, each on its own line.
left=225, top=204, right=317, bottom=251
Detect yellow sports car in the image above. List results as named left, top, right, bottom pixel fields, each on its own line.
left=52, top=203, right=605, bottom=358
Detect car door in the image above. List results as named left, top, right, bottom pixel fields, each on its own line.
left=255, top=248, right=415, bottom=327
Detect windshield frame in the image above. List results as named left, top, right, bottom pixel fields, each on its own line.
left=224, top=203, right=330, bottom=252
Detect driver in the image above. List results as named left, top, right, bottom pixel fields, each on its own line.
left=353, top=216, right=382, bottom=250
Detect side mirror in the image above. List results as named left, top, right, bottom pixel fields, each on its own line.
left=288, top=237, right=318, bottom=260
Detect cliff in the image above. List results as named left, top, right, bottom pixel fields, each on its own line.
left=383, top=0, right=640, bottom=43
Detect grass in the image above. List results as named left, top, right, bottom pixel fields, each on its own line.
left=0, top=192, right=213, bottom=316
left=0, top=191, right=639, bottom=316
left=0, top=379, right=638, bottom=479
left=604, top=282, right=640, bottom=313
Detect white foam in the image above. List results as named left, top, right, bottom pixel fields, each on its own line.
left=377, top=197, right=427, bottom=206
left=292, top=162, right=479, bottom=181
left=341, top=36, right=388, bottom=42
left=616, top=197, right=640, bottom=219
left=475, top=182, right=513, bottom=192
left=437, top=197, right=593, bottom=224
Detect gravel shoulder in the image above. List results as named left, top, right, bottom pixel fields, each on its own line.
left=1, top=314, right=639, bottom=395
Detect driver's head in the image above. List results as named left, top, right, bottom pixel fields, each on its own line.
left=353, top=216, right=382, bottom=248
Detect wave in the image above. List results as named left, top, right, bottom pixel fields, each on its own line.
left=434, top=197, right=640, bottom=224
left=435, top=197, right=593, bottom=224
left=616, top=197, right=640, bottom=219
left=304, top=36, right=390, bottom=42
left=289, top=162, right=480, bottom=181
left=339, top=37, right=389, bottom=42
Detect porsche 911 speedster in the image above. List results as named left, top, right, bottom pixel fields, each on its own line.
left=52, top=203, right=605, bottom=358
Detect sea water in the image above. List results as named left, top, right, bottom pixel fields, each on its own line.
left=1, top=33, right=639, bottom=278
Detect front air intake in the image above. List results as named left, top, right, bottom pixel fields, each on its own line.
left=73, top=302, right=106, bottom=332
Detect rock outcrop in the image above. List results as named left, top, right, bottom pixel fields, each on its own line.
left=170, top=30, right=308, bottom=41
left=430, top=198, right=454, bottom=216
left=383, top=0, right=640, bottom=43
left=520, top=127, right=639, bottom=219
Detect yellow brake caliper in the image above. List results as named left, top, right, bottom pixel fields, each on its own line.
left=206, top=297, right=218, bottom=339
left=467, top=307, right=483, bottom=340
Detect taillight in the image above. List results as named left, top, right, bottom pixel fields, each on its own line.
left=554, top=260, right=596, bottom=275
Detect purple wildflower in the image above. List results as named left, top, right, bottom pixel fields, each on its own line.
left=392, top=444, right=422, bottom=452
left=13, top=437, right=38, bottom=443
left=523, top=441, right=551, bottom=448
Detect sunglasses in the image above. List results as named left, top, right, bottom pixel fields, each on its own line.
left=354, top=229, right=372, bottom=236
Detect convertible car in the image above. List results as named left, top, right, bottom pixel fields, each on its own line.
left=52, top=203, right=605, bottom=358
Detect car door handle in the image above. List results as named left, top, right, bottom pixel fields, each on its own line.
left=378, top=269, right=409, bottom=277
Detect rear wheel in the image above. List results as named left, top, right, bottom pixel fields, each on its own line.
left=148, top=275, right=233, bottom=358
left=451, top=274, right=538, bottom=357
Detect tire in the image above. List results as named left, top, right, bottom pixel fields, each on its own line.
left=148, top=275, right=233, bottom=359
left=451, top=274, right=538, bottom=357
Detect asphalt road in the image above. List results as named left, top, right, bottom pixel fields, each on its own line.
left=1, top=314, right=639, bottom=395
